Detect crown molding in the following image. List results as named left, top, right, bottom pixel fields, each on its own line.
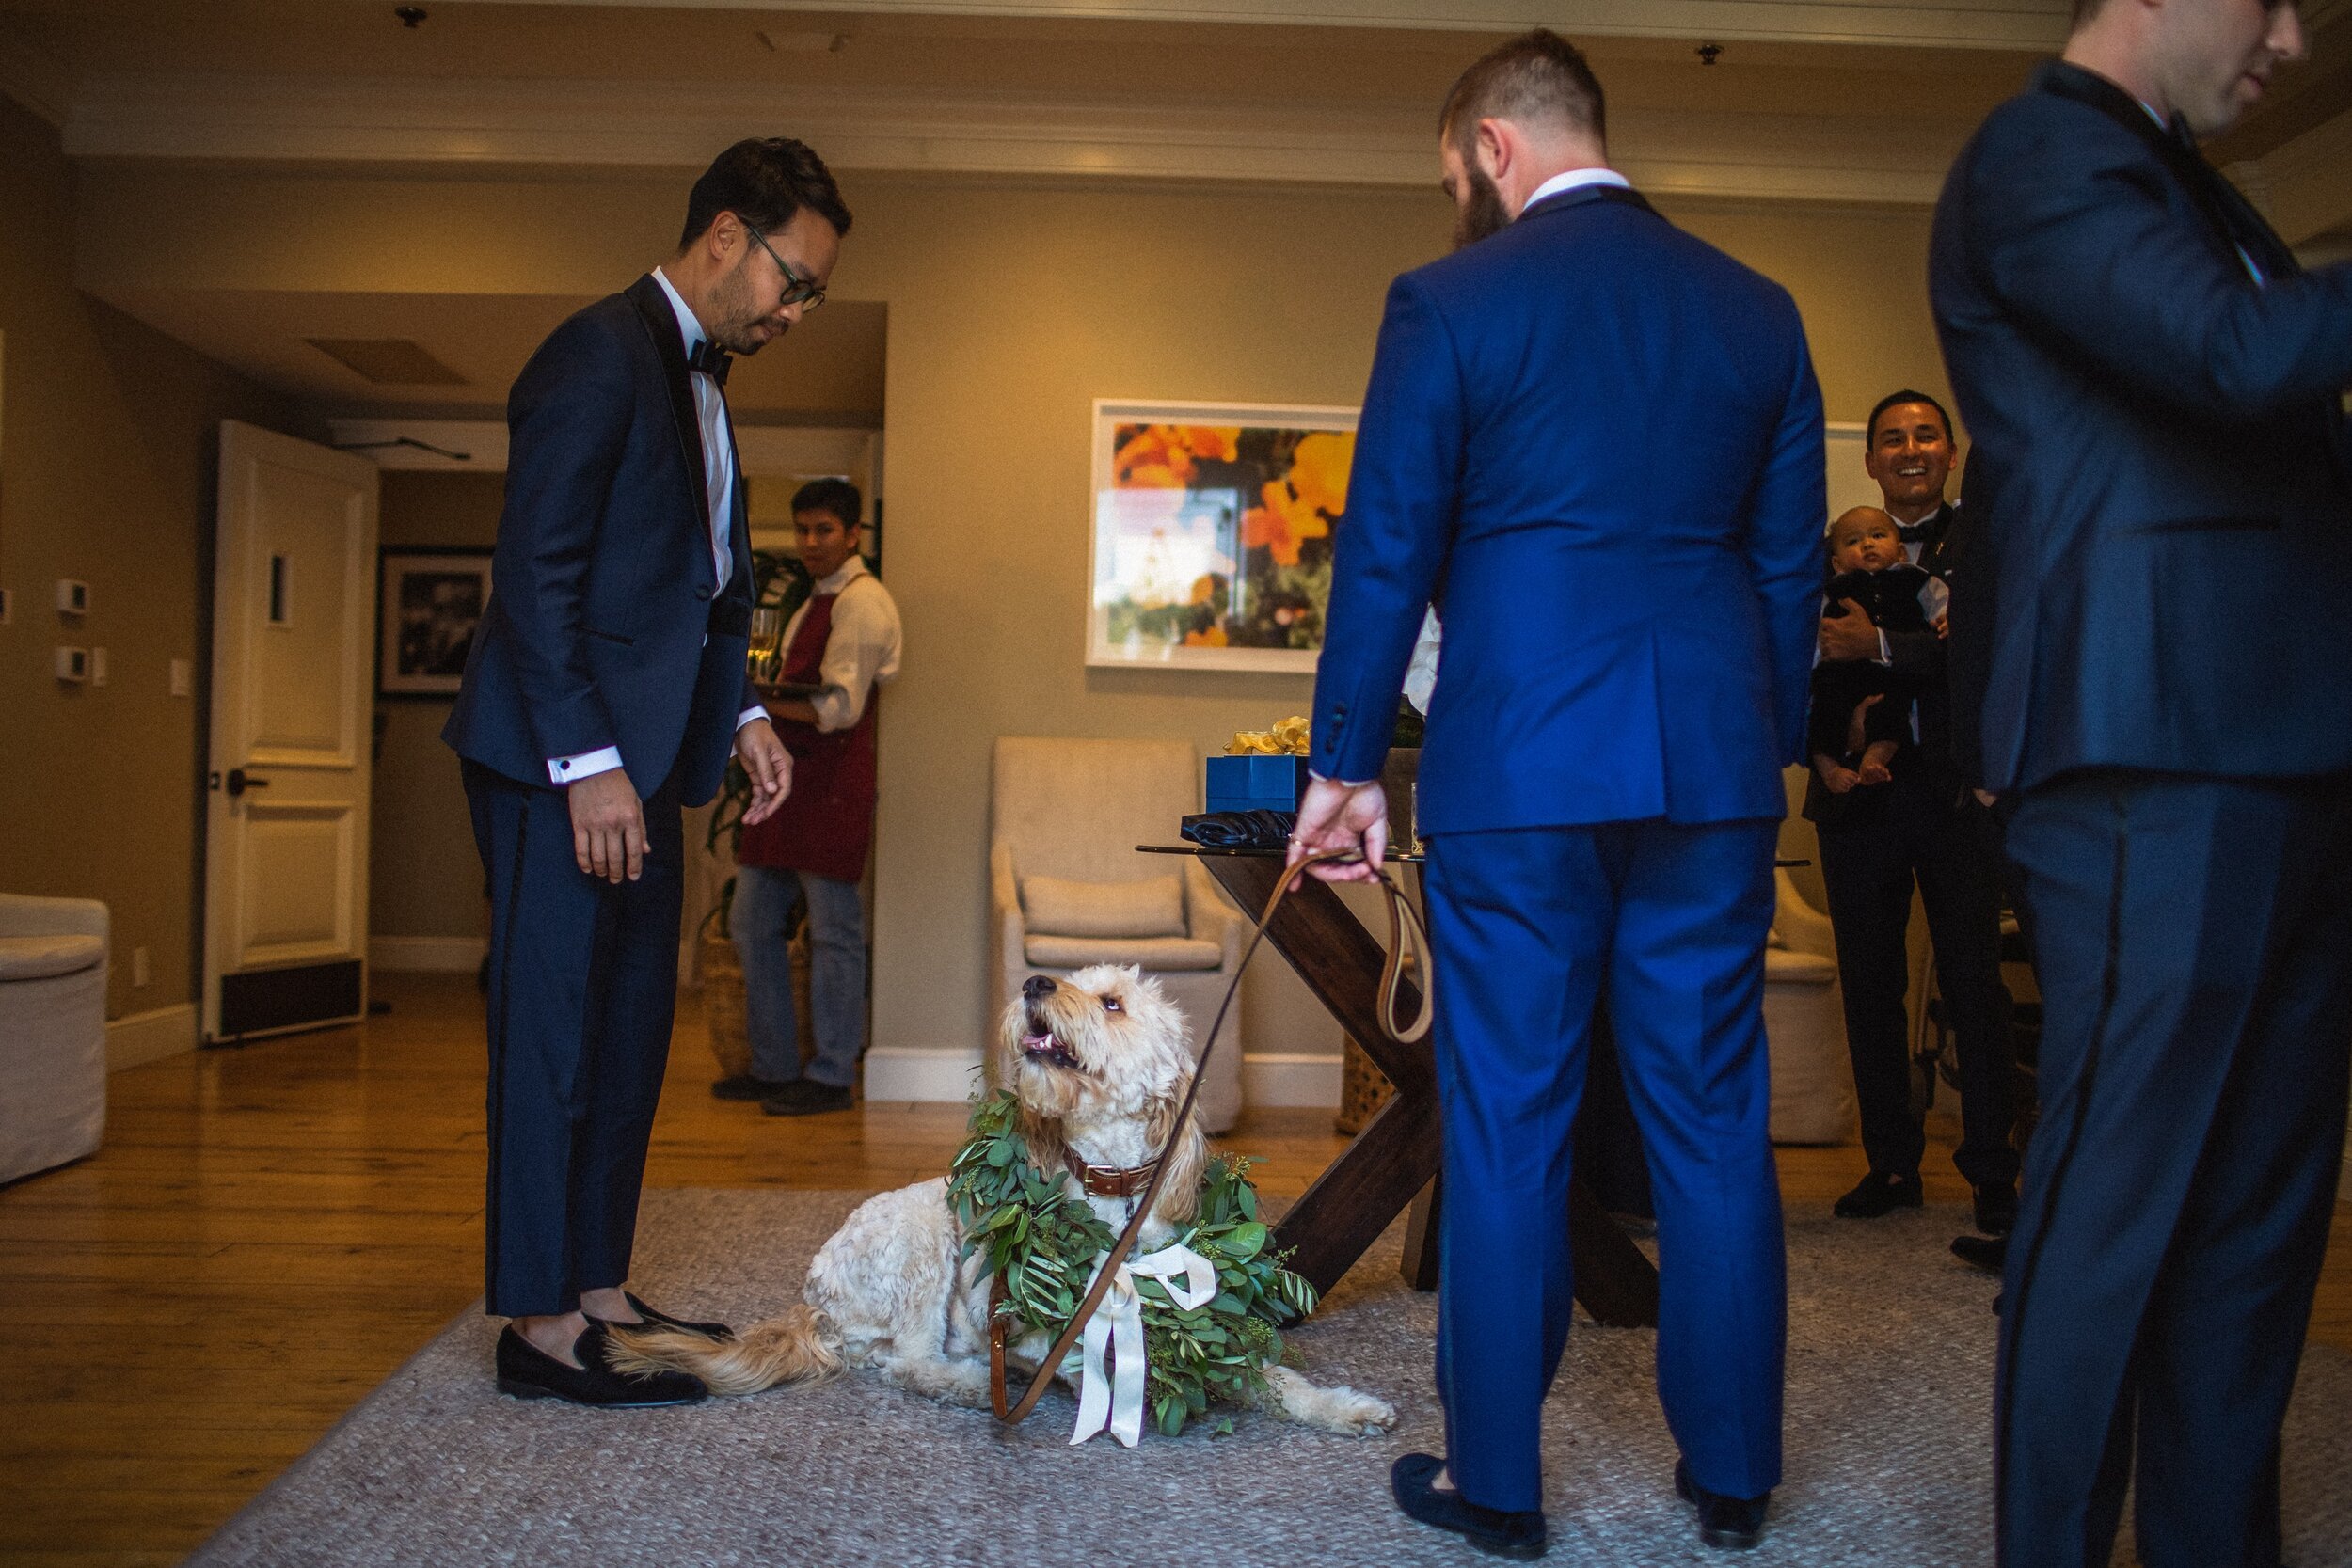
left=63, top=73, right=1966, bottom=205
left=2249, top=103, right=2352, bottom=245
left=433, top=0, right=2074, bottom=52
left=0, top=32, right=74, bottom=127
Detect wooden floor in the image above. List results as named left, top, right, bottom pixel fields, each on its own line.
left=3, top=972, right=2346, bottom=1567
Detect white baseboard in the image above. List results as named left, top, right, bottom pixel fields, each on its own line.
left=861, top=1046, right=1341, bottom=1108
left=1240, top=1052, right=1343, bottom=1109
left=370, top=936, right=487, bottom=974
left=107, top=1003, right=198, bottom=1071
left=863, top=1046, right=985, bottom=1103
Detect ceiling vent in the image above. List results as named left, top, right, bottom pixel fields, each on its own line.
left=305, top=338, right=469, bottom=387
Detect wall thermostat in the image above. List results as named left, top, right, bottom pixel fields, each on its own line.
left=56, top=579, right=89, bottom=615
left=55, top=646, right=89, bottom=683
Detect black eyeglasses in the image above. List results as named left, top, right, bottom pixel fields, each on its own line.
left=747, top=227, right=827, bottom=311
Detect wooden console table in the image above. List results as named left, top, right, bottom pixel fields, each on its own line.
left=1138, top=845, right=1661, bottom=1329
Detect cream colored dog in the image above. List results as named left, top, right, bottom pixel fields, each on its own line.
left=612, top=964, right=1394, bottom=1436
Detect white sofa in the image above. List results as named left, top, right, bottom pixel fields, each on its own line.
left=0, top=894, right=109, bottom=1184
left=990, top=736, right=1246, bottom=1132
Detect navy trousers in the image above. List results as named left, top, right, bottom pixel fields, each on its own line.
left=1422, top=818, right=1787, bottom=1513
left=464, top=760, right=685, bottom=1319
left=1817, top=775, right=2020, bottom=1189
left=1998, top=771, right=2352, bottom=1568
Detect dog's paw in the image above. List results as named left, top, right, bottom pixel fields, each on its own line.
left=1313, top=1386, right=1397, bottom=1436
left=1262, top=1364, right=1396, bottom=1435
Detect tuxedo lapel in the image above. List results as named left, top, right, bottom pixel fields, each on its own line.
left=626, top=274, right=716, bottom=562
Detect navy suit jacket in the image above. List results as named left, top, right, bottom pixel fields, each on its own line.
left=1931, top=62, right=2352, bottom=792
left=1311, top=184, right=1826, bottom=832
left=444, top=274, right=760, bottom=806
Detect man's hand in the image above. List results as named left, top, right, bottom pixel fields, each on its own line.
left=735, top=719, right=793, bottom=826
left=1819, top=600, right=1881, bottom=663
left=568, top=769, right=646, bottom=883
left=1285, top=776, right=1390, bottom=886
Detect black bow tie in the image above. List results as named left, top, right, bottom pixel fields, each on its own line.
left=1898, top=521, right=1935, bottom=545
left=686, top=340, right=732, bottom=387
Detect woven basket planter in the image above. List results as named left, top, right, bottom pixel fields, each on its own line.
left=701, top=927, right=815, bottom=1080
left=1336, top=1033, right=1395, bottom=1135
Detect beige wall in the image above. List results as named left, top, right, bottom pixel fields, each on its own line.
left=73, top=166, right=1952, bottom=1059
left=370, top=472, right=503, bottom=946
left=0, top=99, right=316, bottom=1020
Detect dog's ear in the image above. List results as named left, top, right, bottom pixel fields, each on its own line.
left=1144, top=1067, right=1209, bottom=1226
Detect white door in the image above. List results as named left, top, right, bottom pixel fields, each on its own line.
left=202, top=421, right=380, bottom=1043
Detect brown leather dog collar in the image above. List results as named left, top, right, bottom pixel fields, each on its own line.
left=1063, top=1149, right=1161, bottom=1199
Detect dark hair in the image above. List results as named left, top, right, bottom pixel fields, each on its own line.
left=678, top=138, right=852, bottom=250
left=791, top=477, right=862, bottom=530
left=1867, top=388, right=1954, bottom=446
left=1439, top=29, right=1606, bottom=155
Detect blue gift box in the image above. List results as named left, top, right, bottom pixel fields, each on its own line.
left=1205, top=754, right=1310, bottom=815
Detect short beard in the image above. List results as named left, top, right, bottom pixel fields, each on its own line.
left=705, top=252, right=784, bottom=356
left=1452, top=162, right=1511, bottom=250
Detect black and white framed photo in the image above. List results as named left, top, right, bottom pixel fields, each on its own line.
left=376, top=547, right=491, bottom=698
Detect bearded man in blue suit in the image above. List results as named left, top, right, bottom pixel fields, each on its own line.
left=1291, top=31, right=1824, bottom=1559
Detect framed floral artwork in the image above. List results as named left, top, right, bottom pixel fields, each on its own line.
left=1087, top=399, right=1358, bottom=673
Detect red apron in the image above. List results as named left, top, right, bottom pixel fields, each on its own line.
left=737, top=589, right=880, bottom=882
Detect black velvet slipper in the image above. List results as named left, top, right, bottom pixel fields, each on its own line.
left=1391, top=1452, right=1548, bottom=1560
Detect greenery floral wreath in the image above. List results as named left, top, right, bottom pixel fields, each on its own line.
left=946, top=1089, right=1321, bottom=1437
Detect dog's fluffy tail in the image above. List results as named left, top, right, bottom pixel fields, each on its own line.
left=606, top=1304, right=844, bottom=1397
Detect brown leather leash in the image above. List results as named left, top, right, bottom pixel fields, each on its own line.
left=990, top=845, right=1432, bottom=1424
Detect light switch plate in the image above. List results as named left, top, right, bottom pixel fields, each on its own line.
left=56, top=578, right=88, bottom=615
left=90, top=647, right=108, bottom=687
left=54, top=646, right=88, bottom=683
left=170, top=658, right=193, bottom=698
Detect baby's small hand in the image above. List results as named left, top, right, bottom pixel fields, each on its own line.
left=1857, top=742, right=1896, bottom=786
left=1815, top=755, right=1861, bottom=795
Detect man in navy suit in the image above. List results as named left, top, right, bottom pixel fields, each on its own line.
left=443, top=138, right=843, bottom=1406
left=1931, top=1, right=2352, bottom=1560
left=1292, top=32, right=1823, bottom=1556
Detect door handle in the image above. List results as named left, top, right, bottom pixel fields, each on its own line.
left=225, top=768, right=270, bottom=797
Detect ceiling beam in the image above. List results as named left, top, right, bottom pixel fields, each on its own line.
left=61, top=73, right=1965, bottom=205
left=431, top=0, right=2074, bottom=52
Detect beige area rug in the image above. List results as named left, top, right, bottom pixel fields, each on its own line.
left=186, top=1191, right=2352, bottom=1568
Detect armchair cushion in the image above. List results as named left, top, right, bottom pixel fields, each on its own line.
left=0, top=934, right=106, bottom=983
left=1020, top=873, right=1186, bottom=940
left=1024, top=933, right=1224, bottom=972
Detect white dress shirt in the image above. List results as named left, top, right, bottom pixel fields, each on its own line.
left=1522, top=166, right=1632, bottom=208
left=779, top=556, right=903, bottom=733
left=547, top=268, right=765, bottom=786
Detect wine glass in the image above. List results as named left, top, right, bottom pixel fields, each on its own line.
left=747, top=606, right=785, bottom=686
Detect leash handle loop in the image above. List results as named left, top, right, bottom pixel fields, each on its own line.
left=992, top=846, right=1426, bottom=1425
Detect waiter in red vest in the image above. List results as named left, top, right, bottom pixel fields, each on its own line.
left=716, top=477, right=902, bottom=1116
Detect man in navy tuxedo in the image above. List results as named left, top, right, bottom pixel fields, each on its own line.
left=443, top=138, right=844, bottom=1405
left=1931, top=1, right=2352, bottom=1561
left=1292, top=31, right=1823, bottom=1556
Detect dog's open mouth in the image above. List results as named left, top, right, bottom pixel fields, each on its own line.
left=1020, top=1018, right=1082, bottom=1071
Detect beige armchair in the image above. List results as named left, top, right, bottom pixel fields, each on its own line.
left=0, top=893, right=109, bottom=1183
left=990, top=736, right=1245, bottom=1132
left=1766, top=769, right=1857, bottom=1144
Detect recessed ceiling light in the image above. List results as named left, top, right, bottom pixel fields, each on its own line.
left=757, top=29, right=850, bottom=54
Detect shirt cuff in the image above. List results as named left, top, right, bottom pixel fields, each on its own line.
left=1875, top=628, right=1892, bottom=666
left=548, top=747, right=623, bottom=785
left=736, top=706, right=768, bottom=731
left=1307, top=770, right=1375, bottom=787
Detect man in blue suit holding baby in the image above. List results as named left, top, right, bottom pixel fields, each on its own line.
left=1291, top=31, right=1823, bottom=1558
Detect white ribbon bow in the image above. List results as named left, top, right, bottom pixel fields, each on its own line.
left=1069, top=1243, right=1219, bottom=1448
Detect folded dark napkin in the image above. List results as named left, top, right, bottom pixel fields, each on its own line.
left=1180, top=810, right=1297, bottom=850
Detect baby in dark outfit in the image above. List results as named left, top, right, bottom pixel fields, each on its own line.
left=1809, top=507, right=1938, bottom=796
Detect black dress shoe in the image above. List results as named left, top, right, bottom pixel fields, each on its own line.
left=1972, top=1182, right=2018, bottom=1236
left=495, top=1322, right=707, bottom=1407
left=1833, top=1171, right=1924, bottom=1219
left=1676, top=1460, right=1769, bottom=1550
left=588, top=1291, right=734, bottom=1341
left=1950, top=1232, right=2008, bottom=1274
left=1391, top=1454, right=1547, bottom=1560
left=762, top=1080, right=854, bottom=1117
left=712, top=1073, right=792, bottom=1101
